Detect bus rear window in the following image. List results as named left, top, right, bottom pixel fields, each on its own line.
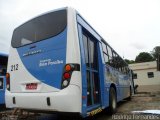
left=11, top=10, right=67, bottom=48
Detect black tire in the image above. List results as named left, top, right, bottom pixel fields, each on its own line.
left=109, top=87, right=117, bottom=114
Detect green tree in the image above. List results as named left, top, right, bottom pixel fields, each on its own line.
left=151, top=46, right=160, bottom=71
left=124, top=59, right=135, bottom=64
left=151, top=46, right=160, bottom=59
left=135, top=52, right=154, bottom=63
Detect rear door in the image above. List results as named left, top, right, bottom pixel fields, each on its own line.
left=82, top=30, right=101, bottom=107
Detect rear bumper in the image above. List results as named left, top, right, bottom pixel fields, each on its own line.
left=5, top=85, right=81, bottom=113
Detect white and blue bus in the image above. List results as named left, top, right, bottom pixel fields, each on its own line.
left=6, top=7, right=133, bottom=118
left=0, top=53, right=8, bottom=105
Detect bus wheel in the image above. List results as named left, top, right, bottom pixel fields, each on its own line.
left=109, top=87, right=117, bottom=114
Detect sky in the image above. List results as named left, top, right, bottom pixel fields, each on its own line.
left=0, top=0, right=160, bottom=60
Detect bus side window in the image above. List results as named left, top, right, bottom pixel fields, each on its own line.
left=107, top=46, right=113, bottom=66
left=102, top=42, right=107, bottom=53
left=112, top=51, right=118, bottom=69
left=83, top=34, right=89, bottom=67
left=104, top=53, right=109, bottom=64
left=102, top=42, right=109, bottom=65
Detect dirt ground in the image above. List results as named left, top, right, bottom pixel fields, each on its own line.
left=94, top=91, right=160, bottom=120
left=0, top=91, right=160, bottom=120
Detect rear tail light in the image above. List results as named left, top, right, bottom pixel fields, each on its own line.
left=65, top=64, right=75, bottom=71
left=65, top=64, right=72, bottom=71
left=63, top=72, right=71, bottom=79
left=6, top=73, right=10, bottom=91
left=61, top=64, right=80, bottom=89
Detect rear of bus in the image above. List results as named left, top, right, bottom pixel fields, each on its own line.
left=5, top=8, right=82, bottom=113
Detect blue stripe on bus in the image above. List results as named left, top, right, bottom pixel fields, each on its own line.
left=17, top=28, right=67, bottom=89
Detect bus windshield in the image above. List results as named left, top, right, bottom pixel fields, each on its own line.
left=11, top=9, right=67, bottom=48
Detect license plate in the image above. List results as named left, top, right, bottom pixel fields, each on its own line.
left=26, top=83, right=37, bottom=90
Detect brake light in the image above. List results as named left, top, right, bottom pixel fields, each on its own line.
left=6, top=73, right=10, bottom=91
left=63, top=72, right=71, bottom=79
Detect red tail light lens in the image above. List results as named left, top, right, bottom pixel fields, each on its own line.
left=63, top=72, right=71, bottom=79
left=6, top=73, right=10, bottom=90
